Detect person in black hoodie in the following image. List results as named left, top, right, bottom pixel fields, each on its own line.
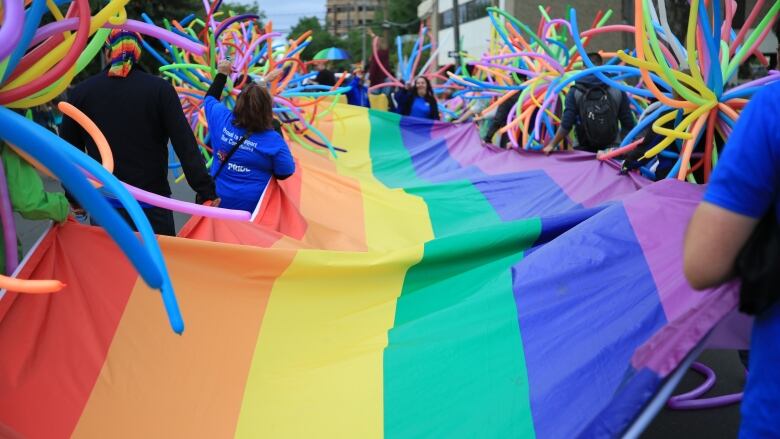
left=60, top=30, right=217, bottom=236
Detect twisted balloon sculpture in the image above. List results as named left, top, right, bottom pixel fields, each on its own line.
left=146, top=0, right=354, bottom=170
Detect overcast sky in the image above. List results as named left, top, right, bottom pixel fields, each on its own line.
left=246, top=0, right=327, bottom=34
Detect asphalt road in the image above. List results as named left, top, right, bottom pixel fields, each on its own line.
left=16, top=174, right=744, bottom=439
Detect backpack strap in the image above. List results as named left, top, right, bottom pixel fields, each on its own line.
left=214, top=134, right=249, bottom=180
left=572, top=84, right=586, bottom=104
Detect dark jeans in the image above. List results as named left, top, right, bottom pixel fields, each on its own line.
left=91, top=206, right=176, bottom=236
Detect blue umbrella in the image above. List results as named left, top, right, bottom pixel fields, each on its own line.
left=313, top=47, right=350, bottom=61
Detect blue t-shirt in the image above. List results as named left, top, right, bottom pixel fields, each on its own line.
left=410, top=96, right=431, bottom=119
left=346, top=76, right=370, bottom=108
left=703, top=83, right=780, bottom=438
left=204, top=96, right=295, bottom=213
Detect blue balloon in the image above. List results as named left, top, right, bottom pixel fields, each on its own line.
left=57, top=136, right=184, bottom=335
left=488, top=11, right=517, bottom=54
left=570, top=9, right=673, bottom=98
left=179, top=14, right=197, bottom=27
left=721, top=84, right=771, bottom=101
left=142, top=13, right=210, bottom=86
left=286, top=40, right=310, bottom=59
left=0, top=109, right=184, bottom=334
left=0, top=109, right=163, bottom=287
left=545, top=38, right=570, bottom=66
left=619, top=104, right=672, bottom=147
left=697, top=0, right=723, bottom=97
left=2, top=0, right=48, bottom=83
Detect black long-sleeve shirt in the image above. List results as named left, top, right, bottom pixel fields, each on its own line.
left=315, top=69, right=337, bottom=87
left=60, top=68, right=216, bottom=201
left=206, top=73, right=228, bottom=100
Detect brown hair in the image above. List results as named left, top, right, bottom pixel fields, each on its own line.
left=233, top=83, right=274, bottom=133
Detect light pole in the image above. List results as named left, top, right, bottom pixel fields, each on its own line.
left=452, top=0, right=461, bottom=67
left=361, top=0, right=367, bottom=67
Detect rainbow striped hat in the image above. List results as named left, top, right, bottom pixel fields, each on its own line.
left=107, top=29, right=142, bottom=78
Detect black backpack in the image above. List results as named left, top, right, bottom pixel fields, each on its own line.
left=574, top=84, right=620, bottom=149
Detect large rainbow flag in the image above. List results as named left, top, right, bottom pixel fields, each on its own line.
left=0, top=105, right=743, bottom=438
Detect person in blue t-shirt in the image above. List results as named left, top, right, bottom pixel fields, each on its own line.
left=203, top=60, right=295, bottom=213
left=684, top=81, right=780, bottom=438
left=396, top=76, right=439, bottom=120
left=345, top=67, right=370, bottom=108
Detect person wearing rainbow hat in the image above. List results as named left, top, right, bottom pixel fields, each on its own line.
left=60, top=30, right=218, bottom=236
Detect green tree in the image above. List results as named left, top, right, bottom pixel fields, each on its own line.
left=288, top=16, right=339, bottom=61
left=75, top=1, right=266, bottom=76
left=90, top=0, right=265, bottom=24
left=366, top=0, right=422, bottom=74
left=385, top=0, right=422, bottom=36
left=340, top=28, right=368, bottom=68
left=222, top=1, right=263, bottom=16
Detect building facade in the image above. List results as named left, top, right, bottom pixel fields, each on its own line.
left=326, top=0, right=382, bottom=37
left=419, top=0, right=779, bottom=67
left=419, top=0, right=630, bottom=66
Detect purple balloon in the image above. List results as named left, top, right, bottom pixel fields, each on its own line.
left=0, top=0, right=25, bottom=61
left=667, top=362, right=744, bottom=410
left=0, top=158, right=19, bottom=275
left=215, top=14, right=260, bottom=40
left=119, top=183, right=251, bottom=222
left=30, top=19, right=206, bottom=55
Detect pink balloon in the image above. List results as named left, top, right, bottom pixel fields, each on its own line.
left=120, top=184, right=251, bottom=221
left=30, top=19, right=206, bottom=55
left=597, top=138, right=644, bottom=161
left=368, top=81, right=404, bottom=92
left=235, top=32, right=280, bottom=71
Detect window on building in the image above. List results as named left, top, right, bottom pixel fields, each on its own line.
left=439, top=0, right=490, bottom=29
left=440, top=9, right=454, bottom=28
left=466, top=0, right=490, bottom=21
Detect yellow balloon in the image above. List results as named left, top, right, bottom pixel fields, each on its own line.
left=685, top=0, right=706, bottom=88
left=46, top=0, right=65, bottom=21
left=616, top=51, right=715, bottom=103
left=642, top=102, right=716, bottom=159
left=8, top=65, right=76, bottom=108
left=2, top=0, right=129, bottom=91
left=108, top=6, right=128, bottom=26
left=650, top=110, right=692, bottom=140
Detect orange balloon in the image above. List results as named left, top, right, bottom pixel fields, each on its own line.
left=0, top=274, right=64, bottom=294
left=57, top=102, right=114, bottom=187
